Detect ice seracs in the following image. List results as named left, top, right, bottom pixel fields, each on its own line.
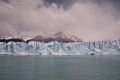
left=0, top=40, right=120, bottom=55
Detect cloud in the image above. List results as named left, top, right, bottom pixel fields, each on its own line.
left=0, top=21, right=17, bottom=37
left=0, top=0, right=120, bottom=41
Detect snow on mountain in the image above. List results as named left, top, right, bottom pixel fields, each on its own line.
left=1, top=36, right=14, bottom=40
left=0, top=32, right=82, bottom=43
left=27, top=32, right=82, bottom=43
left=53, top=32, right=80, bottom=41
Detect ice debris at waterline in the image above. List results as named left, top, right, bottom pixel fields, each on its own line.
left=0, top=40, right=120, bottom=56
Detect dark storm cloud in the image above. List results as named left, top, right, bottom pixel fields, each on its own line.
left=0, top=0, right=9, bottom=3
left=0, top=0, right=120, bottom=41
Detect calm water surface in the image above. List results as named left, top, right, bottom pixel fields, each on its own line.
left=0, top=55, right=120, bottom=80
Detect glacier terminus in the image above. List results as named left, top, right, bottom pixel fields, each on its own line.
left=0, top=40, right=120, bottom=56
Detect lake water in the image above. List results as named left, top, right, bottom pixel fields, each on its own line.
left=0, top=55, right=120, bottom=80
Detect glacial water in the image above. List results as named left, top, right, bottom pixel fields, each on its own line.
left=0, top=55, right=120, bottom=80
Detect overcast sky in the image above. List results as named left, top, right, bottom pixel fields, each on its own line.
left=0, top=0, right=120, bottom=41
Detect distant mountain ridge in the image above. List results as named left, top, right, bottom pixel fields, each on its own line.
left=27, top=32, right=82, bottom=43
left=0, top=32, right=82, bottom=43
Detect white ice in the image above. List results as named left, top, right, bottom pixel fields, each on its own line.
left=0, top=40, right=120, bottom=55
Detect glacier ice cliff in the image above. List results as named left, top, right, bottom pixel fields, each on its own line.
left=0, top=40, right=120, bottom=55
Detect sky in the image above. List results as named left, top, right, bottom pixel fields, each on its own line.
left=0, top=0, right=120, bottom=41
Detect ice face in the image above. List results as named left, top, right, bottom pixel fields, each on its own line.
left=0, top=40, right=120, bottom=55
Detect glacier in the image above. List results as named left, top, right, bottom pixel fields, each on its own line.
left=0, top=40, right=120, bottom=56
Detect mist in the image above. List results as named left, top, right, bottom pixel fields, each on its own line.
left=0, top=0, right=120, bottom=41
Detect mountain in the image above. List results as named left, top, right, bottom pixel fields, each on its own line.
left=0, top=36, right=33, bottom=42
left=0, top=37, right=25, bottom=43
left=27, top=32, right=82, bottom=43
left=0, top=32, right=82, bottom=43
